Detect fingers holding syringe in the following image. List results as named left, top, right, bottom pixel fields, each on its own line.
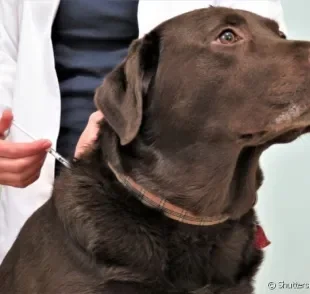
left=0, top=151, right=47, bottom=188
left=0, top=140, right=51, bottom=187
left=0, top=140, right=52, bottom=158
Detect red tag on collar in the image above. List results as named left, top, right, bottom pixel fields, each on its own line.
left=254, top=225, right=271, bottom=249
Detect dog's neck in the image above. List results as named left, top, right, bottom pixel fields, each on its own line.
left=101, top=125, right=262, bottom=221
left=108, top=163, right=229, bottom=226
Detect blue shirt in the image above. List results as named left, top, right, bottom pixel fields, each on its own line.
left=52, top=0, right=139, bottom=168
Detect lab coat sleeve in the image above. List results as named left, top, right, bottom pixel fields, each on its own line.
left=0, top=0, right=19, bottom=108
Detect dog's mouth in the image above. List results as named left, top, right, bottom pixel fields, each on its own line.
left=239, top=107, right=310, bottom=147
left=267, top=126, right=310, bottom=144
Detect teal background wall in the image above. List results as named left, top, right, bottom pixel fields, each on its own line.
left=255, top=1, right=310, bottom=293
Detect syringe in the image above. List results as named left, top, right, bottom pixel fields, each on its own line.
left=11, top=121, right=71, bottom=169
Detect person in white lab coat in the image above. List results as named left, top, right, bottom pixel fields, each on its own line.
left=0, top=0, right=287, bottom=263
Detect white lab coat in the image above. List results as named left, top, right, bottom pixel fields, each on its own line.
left=0, top=0, right=286, bottom=263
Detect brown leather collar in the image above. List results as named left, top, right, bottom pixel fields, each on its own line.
left=108, top=163, right=229, bottom=226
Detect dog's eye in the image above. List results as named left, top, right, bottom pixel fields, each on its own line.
left=218, top=30, right=239, bottom=44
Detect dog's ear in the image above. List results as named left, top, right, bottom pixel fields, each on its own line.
left=94, top=31, right=160, bottom=145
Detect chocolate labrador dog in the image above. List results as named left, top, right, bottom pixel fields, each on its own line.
left=1, top=6, right=310, bottom=294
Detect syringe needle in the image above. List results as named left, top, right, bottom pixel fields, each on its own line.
left=11, top=120, right=71, bottom=169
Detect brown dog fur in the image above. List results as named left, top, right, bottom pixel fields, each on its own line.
left=1, top=7, right=310, bottom=294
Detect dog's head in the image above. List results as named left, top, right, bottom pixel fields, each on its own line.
left=94, top=7, right=310, bottom=219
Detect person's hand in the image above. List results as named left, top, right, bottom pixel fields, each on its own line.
left=75, top=111, right=104, bottom=158
left=0, top=109, right=52, bottom=188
